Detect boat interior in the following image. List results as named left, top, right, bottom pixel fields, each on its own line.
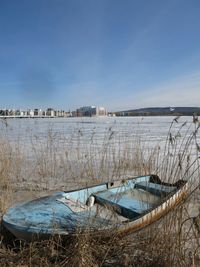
left=59, top=175, right=178, bottom=221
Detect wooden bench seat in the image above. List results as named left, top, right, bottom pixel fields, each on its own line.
left=93, top=190, right=153, bottom=219
left=135, top=182, right=176, bottom=196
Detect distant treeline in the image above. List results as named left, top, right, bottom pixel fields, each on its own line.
left=114, top=107, right=200, bottom=116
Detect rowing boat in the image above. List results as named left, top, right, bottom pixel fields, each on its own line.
left=2, top=175, right=188, bottom=241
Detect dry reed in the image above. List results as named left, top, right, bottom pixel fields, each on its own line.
left=0, top=116, right=200, bottom=266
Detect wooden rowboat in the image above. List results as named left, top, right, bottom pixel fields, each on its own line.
left=2, top=175, right=188, bottom=241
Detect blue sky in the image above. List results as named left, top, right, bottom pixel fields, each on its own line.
left=1, top=0, right=200, bottom=111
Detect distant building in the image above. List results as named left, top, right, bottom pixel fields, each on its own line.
left=27, top=109, right=34, bottom=117
left=0, top=106, right=108, bottom=118
left=72, top=110, right=77, bottom=117
left=33, top=109, right=43, bottom=116
left=34, top=109, right=39, bottom=116
left=76, top=106, right=95, bottom=117
left=57, top=110, right=65, bottom=117
left=0, top=110, right=5, bottom=116
left=75, top=106, right=107, bottom=117
left=15, top=110, right=21, bottom=116
left=96, top=107, right=107, bottom=116
left=20, top=110, right=27, bottom=116
left=46, top=108, right=55, bottom=117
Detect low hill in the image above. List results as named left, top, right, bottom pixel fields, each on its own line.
left=115, top=107, right=200, bottom=116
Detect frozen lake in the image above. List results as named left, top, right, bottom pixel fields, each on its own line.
left=0, top=115, right=199, bottom=191
left=0, top=115, right=193, bottom=144
left=0, top=115, right=197, bottom=163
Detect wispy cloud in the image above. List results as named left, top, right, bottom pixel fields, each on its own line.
left=112, top=71, right=200, bottom=110
left=144, top=72, right=200, bottom=106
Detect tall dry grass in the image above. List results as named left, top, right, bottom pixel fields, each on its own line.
left=0, top=116, right=200, bottom=266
